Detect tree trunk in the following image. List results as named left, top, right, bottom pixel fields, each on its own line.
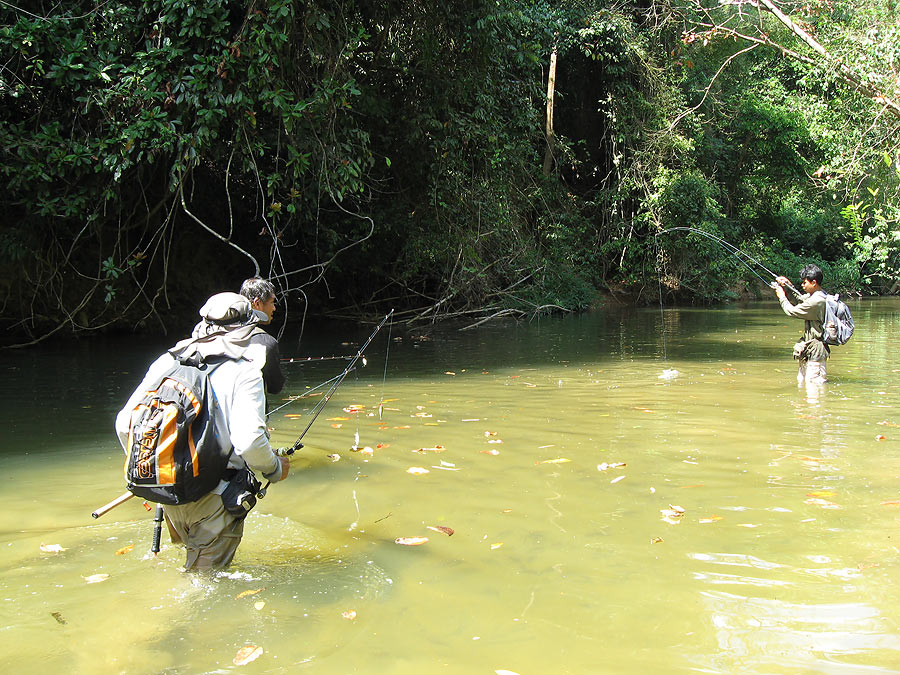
left=543, top=46, right=558, bottom=177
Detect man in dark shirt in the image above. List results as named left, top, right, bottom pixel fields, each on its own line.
left=240, top=277, right=285, bottom=395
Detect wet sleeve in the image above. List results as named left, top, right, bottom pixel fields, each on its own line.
left=228, top=367, right=282, bottom=480
left=262, top=338, right=285, bottom=394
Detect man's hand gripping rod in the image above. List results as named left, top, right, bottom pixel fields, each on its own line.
left=258, top=310, right=394, bottom=498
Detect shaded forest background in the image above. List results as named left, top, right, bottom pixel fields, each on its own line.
left=2, top=0, right=900, bottom=345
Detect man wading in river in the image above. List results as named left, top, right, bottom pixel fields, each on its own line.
left=115, top=293, right=290, bottom=569
left=772, top=264, right=829, bottom=386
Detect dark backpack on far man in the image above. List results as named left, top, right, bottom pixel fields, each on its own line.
left=124, top=357, right=231, bottom=505
left=819, top=291, right=855, bottom=346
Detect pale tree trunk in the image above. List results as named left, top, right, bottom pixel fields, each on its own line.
left=543, top=46, right=558, bottom=176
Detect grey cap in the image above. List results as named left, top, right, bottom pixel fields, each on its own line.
left=199, top=292, right=253, bottom=325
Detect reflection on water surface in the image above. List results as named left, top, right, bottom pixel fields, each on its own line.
left=2, top=299, right=900, bottom=673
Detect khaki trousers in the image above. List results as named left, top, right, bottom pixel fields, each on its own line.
left=164, top=491, right=244, bottom=570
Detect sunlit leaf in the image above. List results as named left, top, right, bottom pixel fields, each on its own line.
left=806, top=491, right=835, bottom=498
left=284, top=413, right=302, bottom=419
left=858, top=562, right=881, bottom=570
left=610, top=475, right=626, bottom=484
left=328, top=454, right=341, bottom=462
left=115, top=544, right=134, bottom=556
left=487, top=439, right=503, bottom=444
left=395, top=537, right=429, bottom=546
left=484, top=431, right=498, bottom=437
left=699, top=515, right=723, bottom=523
left=878, top=420, right=899, bottom=427
left=481, top=449, right=500, bottom=455
left=412, top=445, right=446, bottom=453
left=233, top=645, right=263, bottom=666
left=876, top=435, right=887, bottom=441
left=597, top=462, right=626, bottom=471
left=331, top=423, right=343, bottom=428
left=490, top=542, right=503, bottom=550
left=650, top=537, right=663, bottom=544
left=537, top=458, right=570, bottom=464
left=407, top=467, right=429, bottom=475
left=376, top=443, right=390, bottom=449
left=328, top=416, right=350, bottom=421
left=342, top=609, right=358, bottom=620
left=445, top=371, right=456, bottom=375
left=359, top=446, right=374, bottom=456
left=40, top=543, right=66, bottom=553
left=668, top=504, right=685, bottom=514
left=414, top=412, right=433, bottom=418
left=254, top=601, right=266, bottom=610
left=426, top=525, right=454, bottom=536
left=394, top=425, right=411, bottom=429
left=83, top=574, right=109, bottom=584
left=235, top=588, right=263, bottom=600
left=881, top=500, right=900, bottom=506
left=736, top=523, right=759, bottom=528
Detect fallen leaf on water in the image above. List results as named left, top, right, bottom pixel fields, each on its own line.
left=235, top=588, right=262, bottom=600
left=233, top=645, right=263, bottom=666
left=668, top=504, right=685, bottom=514
left=597, top=462, right=626, bottom=471
left=331, top=423, right=343, bottom=428
left=699, top=515, right=723, bottom=523
left=328, top=416, right=350, bottom=421
left=490, top=542, right=503, bottom=550
left=83, top=574, right=109, bottom=584
left=376, top=443, right=390, bottom=449
left=426, top=525, right=454, bottom=536
left=806, top=491, right=835, bottom=498
left=481, top=449, right=500, bottom=455
left=342, top=609, right=358, bottom=620
left=414, top=412, right=433, bottom=418
left=876, top=435, right=887, bottom=441
left=254, top=601, right=266, bottom=611
left=484, top=431, right=498, bottom=437
left=878, top=420, right=899, bottom=427
left=413, top=446, right=445, bottom=453
left=805, top=497, right=841, bottom=509
left=395, top=537, right=429, bottom=546
left=537, top=444, right=555, bottom=449
left=650, top=537, right=663, bottom=544
left=736, top=523, right=759, bottom=528
left=50, top=611, right=67, bottom=625
left=487, top=439, right=503, bottom=444
left=407, top=467, right=430, bottom=475
left=796, top=455, right=824, bottom=463
left=537, top=458, right=570, bottom=465
left=359, top=446, right=374, bottom=456
left=445, top=371, right=456, bottom=376
left=327, top=454, right=341, bottom=462
left=610, top=475, right=626, bottom=484
left=115, top=544, right=134, bottom=556
left=284, top=413, right=302, bottom=419
left=881, top=500, right=900, bottom=506
left=40, top=544, right=66, bottom=553
left=394, top=425, right=411, bottom=429
left=858, top=562, right=881, bottom=570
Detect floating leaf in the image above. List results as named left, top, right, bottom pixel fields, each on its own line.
left=487, top=439, right=503, bottom=444
left=650, top=537, right=663, bottom=544
left=484, top=431, right=498, bottom=437
left=736, top=523, right=759, bottom=528
left=376, top=443, right=390, bottom=449
left=597, top=462, right=626, bottom=471
left=394, top=425, right=411, bottom=429
left=876, top=435, right=887, bottom=441
left=254, top=601, right=266, bottom=611
left=699, top=515, right=723, bottom=523
left=806, top=491, right=835, bottom=498
left=40, top=543, right=66, bottom=553
left=359, top=446, right=374, bottom=456
left=233, top=645, right=263, bottom=666
left=328, top=453, right=341, bottom=462
left=668, top=504, right=685, bottom=514
left=414, top=412, right=433, bottom=418
left=490, top=542, right=503, bottom=550
left=342, top=609, right=358, bottom=620
left=426, top=525, right=454, bottom=536
left=115, top=544, right=134, bottom=556
left=881, top=500, right=900, bottom=507
left=805, top=497, right=841, bottom=509
left=235, top=588, right=262, bottom=600
left=331, top=423, right=343, bottom=428
left=407, top=467, right=430, bottom=475
left=413, top=446, right=445, bottom=453
left=395, top=537, right=429, bottom=546
left=445, top=371, right=456, bottom=375
left=328, top=416, right=350, bottom=421
left=83, top=574, right=110, bottom=584
left=537, top=458, right=570, bottom=465
left=481, top=449, right=500, bottom=456
left=50, top=611, right=67, bottom=625
left=610, top=475, right=626, bottom=484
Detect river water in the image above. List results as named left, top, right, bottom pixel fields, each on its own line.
left=2, top=298, right=900, bottom=674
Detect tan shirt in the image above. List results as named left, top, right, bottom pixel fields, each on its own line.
left=778, top=291, right=829, bottom=361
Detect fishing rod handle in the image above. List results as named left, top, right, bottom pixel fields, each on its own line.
left=151, top=504, right=164, bottom=554
left=91, top=491, right=134, bottom=519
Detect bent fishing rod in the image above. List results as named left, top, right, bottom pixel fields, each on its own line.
left=258, top=309, right=395, bottom=496
left=656, top=227, right=803, bottom=297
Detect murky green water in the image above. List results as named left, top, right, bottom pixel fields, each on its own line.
left=3, top=299, right=900, bottom=674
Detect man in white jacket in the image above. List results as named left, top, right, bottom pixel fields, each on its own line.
left=116, top=292, right=290, bottom=569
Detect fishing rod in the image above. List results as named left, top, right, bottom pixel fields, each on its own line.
left=657, top=227, right=802, bottom=297
left=266, top=366, right=362, bottom=416
left=258, top=310, right=395, bottom=496
left=281, top=355, right=354, bottom=363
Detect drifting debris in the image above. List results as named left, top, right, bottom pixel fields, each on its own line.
left=233, top=645, right=263, bottom=666
left=395, top=537, right=429, bottom=546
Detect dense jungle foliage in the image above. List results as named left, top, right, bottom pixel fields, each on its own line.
left=2, top=0, right=899, bottom=344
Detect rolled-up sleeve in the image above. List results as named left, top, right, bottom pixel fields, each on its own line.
left=779, top=295, right=820, bottom=320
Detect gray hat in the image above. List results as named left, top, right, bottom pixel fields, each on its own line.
left=199, top=292, right=254, bottom=325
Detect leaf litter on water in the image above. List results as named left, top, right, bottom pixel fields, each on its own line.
left=233, top=646, right=263, bottom=666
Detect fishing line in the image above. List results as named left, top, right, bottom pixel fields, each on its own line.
left=656, top=227, right=803, bottom=297
left=267, top=368, right=359, bottom=416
